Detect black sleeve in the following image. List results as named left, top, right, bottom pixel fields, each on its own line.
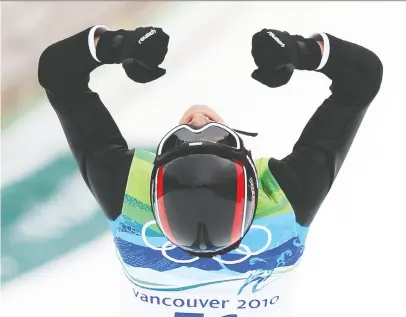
left=268, top=34, right=383, bottom=226
left=38, top=27, right=133, bottom=220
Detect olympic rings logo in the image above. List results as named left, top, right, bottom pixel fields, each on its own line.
left=141, top=220, right=272, bottom=265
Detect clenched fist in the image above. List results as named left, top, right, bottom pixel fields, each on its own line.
left=96, top=27, right=170, bottom=83
left=251, top=29, right=322, bottom=88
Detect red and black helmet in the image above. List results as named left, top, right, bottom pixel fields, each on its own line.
left=150, top=122, right=258, bottom=257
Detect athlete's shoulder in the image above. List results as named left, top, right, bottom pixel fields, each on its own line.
left=133, top=148, right=156, bottom=164
left=254, top=157, right=289, bottom=203
left=125, top=148, right=155, bottom=195
left=254, top=157, right=270, bottom=173
left=254, top=157, right=295, bottom=220
left=254, top=157, right=280, bottom=187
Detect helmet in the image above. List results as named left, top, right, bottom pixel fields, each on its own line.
left=150, top=122, right=258, bottom=257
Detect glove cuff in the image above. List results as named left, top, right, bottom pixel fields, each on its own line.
left=293, top=36, right=322, bottom=70
left=96, top=30, right=127, bottom=64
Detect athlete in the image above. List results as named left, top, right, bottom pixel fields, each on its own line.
left=38, top=24, right=382, bottom=317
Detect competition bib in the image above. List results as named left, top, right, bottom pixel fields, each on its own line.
left=108, top=150, right=308, bottom=317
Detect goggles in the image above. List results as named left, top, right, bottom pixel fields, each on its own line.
left=155, top=122, right=258, bottom=164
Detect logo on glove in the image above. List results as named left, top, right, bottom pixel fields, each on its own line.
left=138, top=29, right=156, bottom=44
left=267, top=31, right=285, bottom=47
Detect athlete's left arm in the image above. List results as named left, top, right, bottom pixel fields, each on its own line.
left=267, top=33, right=383, bottom=227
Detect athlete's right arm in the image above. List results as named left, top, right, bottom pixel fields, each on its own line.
left=38, top=26, right=135, bottom=220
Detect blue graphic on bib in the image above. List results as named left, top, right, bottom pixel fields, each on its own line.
left=111, top=203, right=307, bottom=294
left=238, top=269, right=274, bottom=294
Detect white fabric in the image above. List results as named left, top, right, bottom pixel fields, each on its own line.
left=311, top=32, right=331, bottom=70
left=88, top=25, right=110, bottom=63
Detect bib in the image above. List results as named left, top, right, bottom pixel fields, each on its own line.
left=109, top=149, right=309, bottom=317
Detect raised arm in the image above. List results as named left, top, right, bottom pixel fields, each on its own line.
left=251, top=30, right=383, bottom=226
left=38, top=26, right=169, bottom=220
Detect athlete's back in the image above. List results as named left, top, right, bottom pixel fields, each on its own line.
left=111, top=149, right=305, bottom=317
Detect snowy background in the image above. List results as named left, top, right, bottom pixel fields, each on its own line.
left=2, top=1, right=406, bottom=317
